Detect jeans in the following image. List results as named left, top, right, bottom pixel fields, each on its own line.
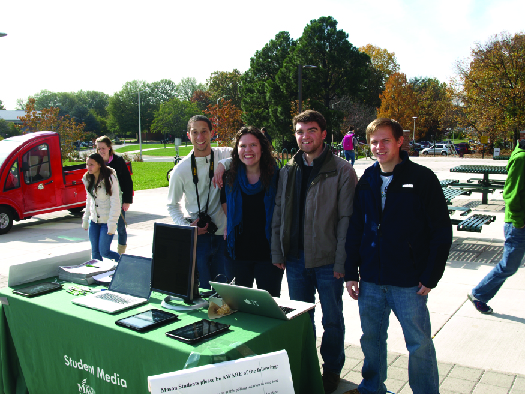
left=117, top=209, right=127, bottom=246
left=472, top=222, right=525, bottom=303
left=88, top=221, right=121, bottom=262
left=230, top=257, right=284, bottom=297
left=344, top=150, right=355, bottom=166
left=196, top=234, right=231, bottom=289
left=358, top=281, right=439, bottom=394
left=286, top=252, right=345, bottom=374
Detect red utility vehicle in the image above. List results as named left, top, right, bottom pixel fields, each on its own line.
left=0, top=131, right=131, bottom=235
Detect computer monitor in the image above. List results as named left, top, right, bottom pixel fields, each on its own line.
left=151, top=223, right=198, bottom=304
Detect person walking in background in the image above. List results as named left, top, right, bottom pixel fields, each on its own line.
left=342, top=126, right=358, bottom=166
left=82, top=153, right=121, bottom=262
left=344, top=118, right=452, bottom=394
left=96, top=136, right=133, bottom=255
left=167, top=115, right=233, bottom=289
left=272, top=110, right=358, bottom=394
left=468, top=138, right=525, bottom=314
left=220, top=126, right=283, bottom=296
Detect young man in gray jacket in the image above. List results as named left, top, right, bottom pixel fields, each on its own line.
left=271, top=110, right=358, bottom=394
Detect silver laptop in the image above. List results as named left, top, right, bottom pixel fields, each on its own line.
left=209, top=282, right=315, bottom=320
left=72, top=254, right=152, bottom=314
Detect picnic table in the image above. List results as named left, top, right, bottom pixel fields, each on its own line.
left=449, top=165, right=507, bottom=204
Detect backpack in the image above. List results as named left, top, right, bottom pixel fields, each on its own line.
left=343, top=133, right=355, bottom=150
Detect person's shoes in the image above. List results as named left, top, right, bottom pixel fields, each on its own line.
left=468, top=293, right=493, bottom=314
left=118, top=244, right=127, bottom=255
left=322, top=370, right=340, bottom=394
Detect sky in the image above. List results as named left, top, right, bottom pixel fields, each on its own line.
left=1, top=0, right=524, bottom=110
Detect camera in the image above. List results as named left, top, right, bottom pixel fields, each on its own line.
left=197, top=212, right=218, bottom=235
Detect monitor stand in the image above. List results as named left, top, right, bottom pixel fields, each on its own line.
left=161, top=295, right=208, bottom=311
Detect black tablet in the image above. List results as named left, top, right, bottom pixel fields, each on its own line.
left=12, top=282, right=62, bottom=297
left=115, top=309, right=179, bottom=332
left=166, top=319, right=230, bottom=343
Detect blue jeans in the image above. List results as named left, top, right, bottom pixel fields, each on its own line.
left=357, top=281, right=439, bottom=394
left=286, top=252, right=345, bottom=374
left=472, top=222, right=525, bottom=303
left=344, top=150, right=355, bottom=165
left=196, top=234, right=231, bottom=289
left=117, top=209, right=127, bottom=245
left=229, top=257, right=284, bottom=297
left=88, top=221, right=121, bottom=262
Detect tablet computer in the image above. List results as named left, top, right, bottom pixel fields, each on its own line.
left=13, top=282, right=62, bottom=297
left=115, top=309, right=179, bottom=332
left=166, top=319, right=230, bottom=343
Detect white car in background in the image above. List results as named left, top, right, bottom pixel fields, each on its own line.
left=421, top=144, right=454, bottom=156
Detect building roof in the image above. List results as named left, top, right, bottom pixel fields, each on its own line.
left=0, top=110, right=26, bottom=123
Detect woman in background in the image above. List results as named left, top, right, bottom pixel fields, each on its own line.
left=96, top=136, right=133, bottom=255
left=220, top=126, right=282, bottom=296
left=82, top=153, right=121, bottom=262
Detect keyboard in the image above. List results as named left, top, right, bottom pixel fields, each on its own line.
left=96, top=292, right=135, bottom=305
left=279, top=306, right=296, bottom=315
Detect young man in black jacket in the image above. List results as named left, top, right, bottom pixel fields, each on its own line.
left=344, top=118, right=452, bottom=394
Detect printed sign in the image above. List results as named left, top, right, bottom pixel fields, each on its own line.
left=480, top=136, right=489, bottom=144
left=148, top=350, right=294, bottom=394
left=494, top=148, right=500, bottom=157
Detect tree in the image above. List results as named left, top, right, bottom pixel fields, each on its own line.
left=191, top=90, right=212, bottom=112
left=0, top=119, right=9, bottom=137
left=410, top=77, right=450, bottom=140
left=359, top=44, right=400, bottom=85
left=455, top=32, right=525, bottom=145
left=151, top=98, right=201, bottom=138
left=0, top=100, right=5, bottom=110
left=378, top=73, right=418, bottom=132
left=241, top=31, right=296, bottom=142
left=177, top=77, right=205, bottom=101
left=17, top=98, right=85, bottom=161
left=204, top=99, right=243, bottom=147
left=207, top=70, right=242, bottom=108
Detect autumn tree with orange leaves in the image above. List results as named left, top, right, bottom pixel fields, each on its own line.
left=17, top=98, right=85, bottom=161
left=204, top=99, right=243, bottom=147
left=378, top=73, right=418, bottom=132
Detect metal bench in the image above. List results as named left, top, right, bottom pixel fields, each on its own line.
left=493, top=155, right=510, bottom=160
left=442, top=187, right=471, bottom=203
left=447, top=206, right=472, bottom=216
left=451, top=214, right=496, bottom=232
left=440, top=179, right=459, bottom=188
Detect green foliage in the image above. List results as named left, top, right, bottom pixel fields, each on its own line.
left=151, top=98, right=202, bottom=138
left=177, top=77, right=206, bottom=101
left=0, top=99, right=5, bottom=110
left=138, top=146, right=194, bottom=156
left=206, top=70, right=242, bottom=108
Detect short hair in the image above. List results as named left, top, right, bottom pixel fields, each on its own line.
left=366, top=118, right=404, bottom=143
left=293, top=110, right=326, bottom=132
left=187, top=115, right=212, bottom=133
left=349, top=126, right=355, bottom=132
left=95, top=135, right=113, bottom=156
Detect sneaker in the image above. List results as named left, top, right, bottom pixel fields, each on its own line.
left=322, top=370, right=340, bottom=394
left=467, top=293, right=493, bottom=314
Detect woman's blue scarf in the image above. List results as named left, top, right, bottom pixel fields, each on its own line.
left=225, top=164, right=279, bottom=259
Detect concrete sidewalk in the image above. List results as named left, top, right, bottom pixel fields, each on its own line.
left=1, top=156, right=524, bottom=393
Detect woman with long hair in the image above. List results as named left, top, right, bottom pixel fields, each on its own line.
left=220, top=126, right=283, bottom=296
left=95, top=136, right=133, bottom=255
left=82, top=153, right=121, bottom=262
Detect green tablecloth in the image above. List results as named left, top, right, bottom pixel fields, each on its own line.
left=0, top=283, right=323, bottom=394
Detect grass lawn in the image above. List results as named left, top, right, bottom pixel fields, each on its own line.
left=140, top=146, right=194, bottom=156
left=63, top=161, right=174, bottom=191
left=114, top=144, right=172, bottom=153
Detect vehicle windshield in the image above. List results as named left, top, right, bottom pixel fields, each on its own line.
left=0, top=138, right=26, bottom=169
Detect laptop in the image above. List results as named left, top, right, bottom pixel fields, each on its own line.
left=209, top=282, right=316, bottom=321
left=72, top=254, right=152, bottom=314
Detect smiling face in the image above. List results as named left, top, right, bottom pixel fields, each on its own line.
left=96, top=142, right=111, bottom=162
left=370, top=126, right=404, bottom=172
left=86, top=158, right=101, bottom=176
left=187, top=120, right=214, bottom=157
left=295, top=121, right=326, bottom=159
left=237, top=134, right=262, bottom=170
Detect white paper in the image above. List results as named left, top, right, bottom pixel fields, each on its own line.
left=92, top=270, right=115, bottom=284
left=148, top=350, right=294, bottom=394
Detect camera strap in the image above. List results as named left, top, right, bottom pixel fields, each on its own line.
left=190, top=149, right=214, bottom=215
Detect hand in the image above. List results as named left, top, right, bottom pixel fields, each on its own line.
left=346, top=281, right=359, bottom=300
left=417, top=282, right=431, bottom=296
left=223, top=225, right=227, bottom=240
left=334, top=271, right=345, bottom=279
left=122, top=203, right=131, bottom=212
left=190, top=218, right=208, bottom=235
left=212, top=163, right=225, bottom=188
left=275, top=263, right=286, bottom=270
left=107, top=232, right=114, bottom=235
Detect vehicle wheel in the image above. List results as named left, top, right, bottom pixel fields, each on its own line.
left=442, top=151, right=448, bottom=156
left=0, top=207, right=14, bottom=235
left=423, top=151, right=428, bottom=155
left=68, top=207, right=84, bottom=215
left=167, top=168, right=173, bottom=182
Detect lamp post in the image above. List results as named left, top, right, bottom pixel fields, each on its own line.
left=138, top=90, right=147, bottom=161
left=298, top=64, right=317, bottom=114
left=412, top=116, right=417, bottom=144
